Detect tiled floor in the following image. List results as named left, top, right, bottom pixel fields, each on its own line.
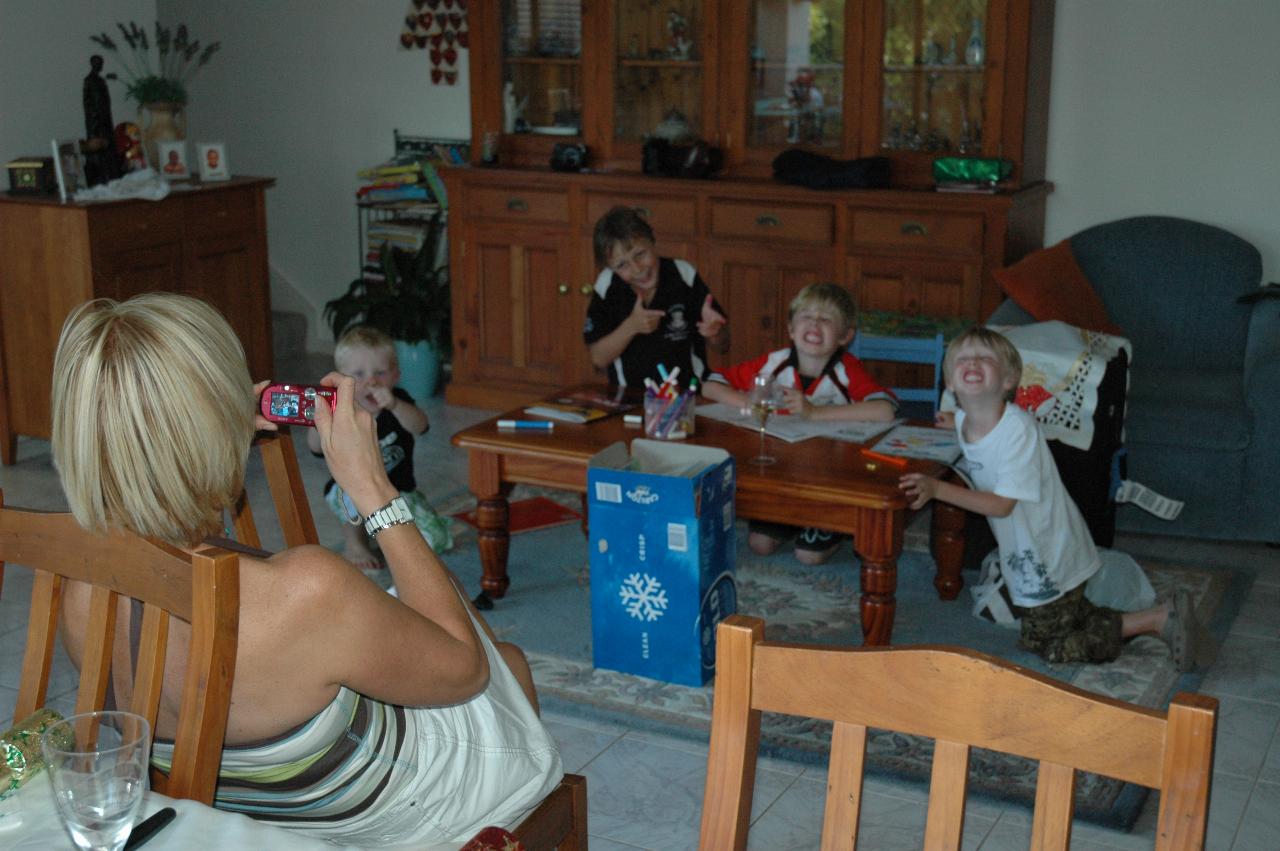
left=3, top=382, right=1279, bottom=849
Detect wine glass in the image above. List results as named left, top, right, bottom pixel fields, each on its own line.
left=42, top=711, right=151, bottom=851
left=745, top=373, right=782, bottom=465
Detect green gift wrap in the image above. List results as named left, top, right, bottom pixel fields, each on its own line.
left=932, top=156, right=1013, bottom=185
left=1, top=708, right=72, bottom=793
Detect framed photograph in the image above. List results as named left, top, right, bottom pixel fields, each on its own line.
left=50, top=138, right=84, bottom=203
left=157, top=140, right=190, bottom=180
left=197, top=142, right=230, bottom=181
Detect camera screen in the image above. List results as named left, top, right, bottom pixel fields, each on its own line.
left=269, top=391, right=301, bottom=418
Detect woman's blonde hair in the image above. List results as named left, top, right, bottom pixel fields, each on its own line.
left=51, top=293, right=256, bottom=547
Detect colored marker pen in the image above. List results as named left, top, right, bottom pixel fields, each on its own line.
left=497, top=419, right=555, bottom=430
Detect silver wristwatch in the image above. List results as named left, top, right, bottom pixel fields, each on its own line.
left=363, top=496, right=414, bottom=538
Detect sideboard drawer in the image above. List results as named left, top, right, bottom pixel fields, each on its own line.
left=710, top=200, right=834, bottom=245
left=470, top=187, right=569, bottom=223
left=850, top=210, right=983, bottom=255
left=585, top=193, right=697, bottom=237
left=89, top=202, right=182, bottom=251
left=184, top=187, right=257, bottom=238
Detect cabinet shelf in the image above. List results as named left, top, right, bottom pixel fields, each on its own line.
left=617, top=59, right=702, bottom=69
left=505, top=56, right=581, bottom=65
left=884, top=64, right=985, bottom=73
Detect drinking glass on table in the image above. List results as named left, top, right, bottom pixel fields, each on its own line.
left=744, top=373, right=783, bottom=465
left=42, top=711, right=151, bottom=851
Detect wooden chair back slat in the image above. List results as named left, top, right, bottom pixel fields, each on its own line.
left=1030, top=761, right=1076, bottom=849
left=14, top=569, right=61, bottom=720
left=820, top=721, right=866, bottom=851
left=700, top=615, right=1219, bottom=850
left=232, top=429, right=318, bottom=549
left=1, top=490, right=239, bottom=806
left=73, top=585, right=119, bottom=717
left=131, top=604, right=172, bottom=728
left=923, top=739, right=969, bottom=849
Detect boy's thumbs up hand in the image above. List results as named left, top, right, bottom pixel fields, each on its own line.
left=697, top=294, right=727, bottom=338
left=627, top=293, right=666, bottom=335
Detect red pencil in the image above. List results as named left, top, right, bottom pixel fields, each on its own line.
left=860, top=447, right=909, bottom=468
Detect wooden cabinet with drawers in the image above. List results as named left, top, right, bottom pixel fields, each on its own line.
left=442, top=167, right=1048, bottom=409
left=0, top=177, right=275, bottom=464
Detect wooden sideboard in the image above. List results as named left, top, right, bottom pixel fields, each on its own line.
left=0, top=176, right=275, bottom=464
left=442, top=166, right=1049, bottom=410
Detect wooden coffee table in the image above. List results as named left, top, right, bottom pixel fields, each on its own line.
left=451, top=391, right=967, bottom=646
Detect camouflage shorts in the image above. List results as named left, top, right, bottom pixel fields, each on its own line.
left=324, top=486, right=454, bottom=554
left=1015, top=584, right=1123, bottom=664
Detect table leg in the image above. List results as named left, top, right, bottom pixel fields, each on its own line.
left=853, top=508, right=904, bottom=646
left=469, top=450, right=513, bottom=610
left=931, top=501, right=966, bottom=601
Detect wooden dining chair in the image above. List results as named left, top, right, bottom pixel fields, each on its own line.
left=0, top=490, right=240, bottom=806
left=699, top=615, right=1218, bottom=850
left=233, top=428, right=591, bottom=850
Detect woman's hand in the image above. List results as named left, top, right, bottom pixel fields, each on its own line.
left=252, top=380, right=279, bottom=432
left=311, top=372, right=397, bottom=515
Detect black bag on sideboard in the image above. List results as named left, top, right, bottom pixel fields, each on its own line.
left=772, top=149, right=891, bottom=190
left=641, top=138, right=724, bottom=179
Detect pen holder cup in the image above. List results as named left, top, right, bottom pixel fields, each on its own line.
left=643, top=390, right=696, bottom=439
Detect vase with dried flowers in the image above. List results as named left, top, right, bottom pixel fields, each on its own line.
left=89, top=22, right=220, bottom=168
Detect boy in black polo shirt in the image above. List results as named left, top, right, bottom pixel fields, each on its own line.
left=583, top=206, right=726, bottom=388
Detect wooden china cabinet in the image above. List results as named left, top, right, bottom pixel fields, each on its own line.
left=444, top=0, right=1055, bottom=409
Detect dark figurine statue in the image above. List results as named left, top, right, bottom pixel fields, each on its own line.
left=82, top=54, right=122, bottom=186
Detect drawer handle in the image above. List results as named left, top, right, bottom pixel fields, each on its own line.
left=635, top=206, right=651, bottom=218
left=580, top=284, right=593, bottom=295
left=756, top=214, right=781, bottom=227
left=901, top=221, right=928, bottom=236
left=557, top=283, right=569, bottom=295
left=507, top=197, right=528, bottom=212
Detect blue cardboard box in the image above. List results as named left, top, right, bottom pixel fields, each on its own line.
left=587, top=439, right=736, bottom=686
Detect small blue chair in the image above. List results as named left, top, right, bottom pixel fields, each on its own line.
left=851, top=331, right=946, bottom=417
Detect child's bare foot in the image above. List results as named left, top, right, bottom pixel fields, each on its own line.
left=748, top=531, right=783, bottom=555
left=343, top=542, right=382, bottom=572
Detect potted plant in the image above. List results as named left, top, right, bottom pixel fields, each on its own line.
left=90, top=22, right=221, bottom=166
left=324, top=213, right=452, bottom=399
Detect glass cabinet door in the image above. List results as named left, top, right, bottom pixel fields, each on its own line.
left=747, top=0, right=845, bottom=149
left=880, top=0, right=986, bottom=153
left=613, top=1, right=704, bottom=142
left=501, top=0, right=583, bottom=134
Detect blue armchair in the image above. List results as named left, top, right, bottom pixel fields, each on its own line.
left=991, top=216, right=1279, bottom=542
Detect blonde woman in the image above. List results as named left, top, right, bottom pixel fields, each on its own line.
left=51, top=293, right=562, bottom=847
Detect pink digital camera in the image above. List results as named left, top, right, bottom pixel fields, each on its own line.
left=259, top=383, right=336, bottom=427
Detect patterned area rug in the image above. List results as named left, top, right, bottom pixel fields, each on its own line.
left=438, top=486, right=1247, bottom=828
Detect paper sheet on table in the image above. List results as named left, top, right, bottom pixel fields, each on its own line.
left=696, top=403, right=900, bottom=444
left=870, top=424, right=962, bottom=463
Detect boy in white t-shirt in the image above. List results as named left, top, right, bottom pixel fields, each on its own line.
left=899, top=326, right=1213, bottom=670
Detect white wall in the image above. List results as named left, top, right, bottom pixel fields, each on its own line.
left=7, top=2, right=1276, bottom=356
left=156, top=0, right=471, bottom=354
left=1044, top=0, right=1280, bottom=277
left=1, top=0, right=157, bottom=164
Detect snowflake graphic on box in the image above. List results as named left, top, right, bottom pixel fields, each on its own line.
left=619, top=572, right=668, bottom=622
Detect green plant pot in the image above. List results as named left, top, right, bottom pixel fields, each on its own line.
left=395, top=339, right=441, bottom=401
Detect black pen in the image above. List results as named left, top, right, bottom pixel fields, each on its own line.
left=123, top=806, right=176, bottom=851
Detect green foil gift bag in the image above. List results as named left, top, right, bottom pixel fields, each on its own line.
left=932, top=156, right=1013, bottom=186
left=1, top=708, right=71, bottom=793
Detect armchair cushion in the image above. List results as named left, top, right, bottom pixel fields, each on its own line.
left=992, top=240, right=1125, bottom=336
left=1127, top=368, right=1249, bottom=452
